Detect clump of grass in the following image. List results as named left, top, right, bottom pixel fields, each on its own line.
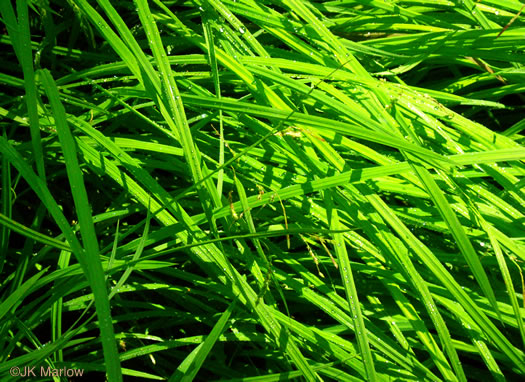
left=0, top=0, right=524, bottom=381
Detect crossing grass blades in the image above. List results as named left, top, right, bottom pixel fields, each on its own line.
left=0, top=0, right=524, bottom=381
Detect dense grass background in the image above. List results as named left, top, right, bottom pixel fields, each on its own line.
left=1, top=0, right=524, bottom=380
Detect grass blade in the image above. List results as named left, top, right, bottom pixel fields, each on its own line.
left=39, top=69, right=122, bottom=382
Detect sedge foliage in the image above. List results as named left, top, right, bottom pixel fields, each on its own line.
left=0, top=0, right=524, bottom=381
